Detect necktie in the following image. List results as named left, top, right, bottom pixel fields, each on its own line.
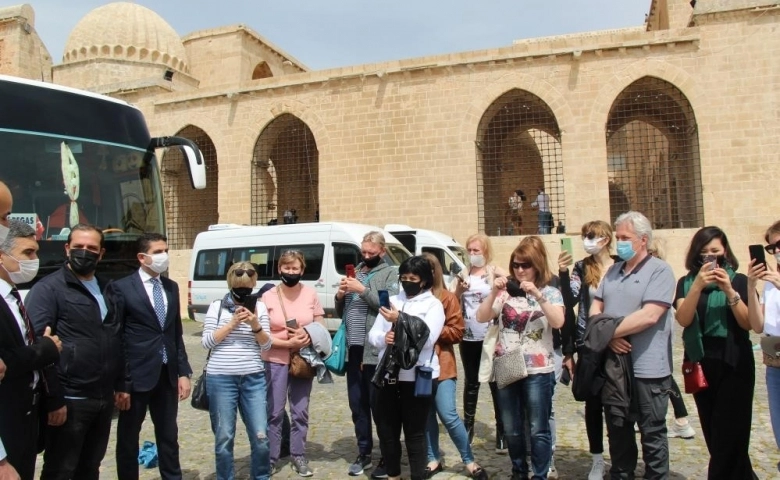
left=10, top=288, right=35, bottom=346
left=150, top=278, right=168, bottom=364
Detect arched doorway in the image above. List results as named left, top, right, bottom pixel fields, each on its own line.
left=605, top=76, right=703, bottom=229
left=161, top=125, right=219, bottom=249
left=250, top=114, right=319, bottom=225
left=476, top=89, right=564, bottom=236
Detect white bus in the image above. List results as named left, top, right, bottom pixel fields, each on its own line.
left=0, top=74, right=206, bottom=289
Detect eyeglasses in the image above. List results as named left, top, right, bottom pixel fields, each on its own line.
left=234, top=269, right=257, bottom=277
left=765, top=242, right=780, bottom=254
left=511, top=261, right=533, bottom=270
left=583, top=232, right=598, bottom=240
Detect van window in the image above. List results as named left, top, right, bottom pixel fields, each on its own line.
left=194, top=249, right=230, bottom=281
left=449, top=246, right=469, bottom=266
left=232, top=246, right=273, bottom=279
left=386, top=245, right=411, bottom=265
left=333, top=243, right=361, bottom=275
left=422, top=246, right=459, bottom=275
left=274, top=245, right=324, bottom=280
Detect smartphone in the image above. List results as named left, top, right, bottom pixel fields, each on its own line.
left=285, top=318, right=299, bottom=329
left=378, top=289, right=391, bottom=309
left=345, top=264, right=356, bottom=278
left=242, top=294, right=258, bottom=313
left=703, top=254, right=717, bottom=271
left=560, top=367, right=571, bottom=386
left=560, top=237, right=573, bottom=257
left=749, top=244, right=767, bottom=270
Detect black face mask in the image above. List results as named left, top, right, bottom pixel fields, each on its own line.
left=505, top=278, right=526, bottom=298
left=363, top=255, right=382, bottom=269
left=69, top=249, right=100, bottom=276
left=401, top=281, right=423, bottom=298
left=280, top=273, right=301, bottom=287
left=231, top=287, right=253, bottom=303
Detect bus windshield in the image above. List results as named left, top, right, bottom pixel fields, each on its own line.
left=2, top=129, right=164, bottom=285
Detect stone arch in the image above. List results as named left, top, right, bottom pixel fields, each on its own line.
left=160, top=125, right=219, bottom=249
left=252, top=61, right=273, bottom=80
left=604, top=76, right=703, bottom=229
left=250, top=114, right=319, bottom=226
left=474, top=88, right=565, bottom=236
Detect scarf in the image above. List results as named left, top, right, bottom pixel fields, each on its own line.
left=681, top=266, right=735, bottom=362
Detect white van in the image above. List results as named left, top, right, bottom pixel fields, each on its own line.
left=384, top=225, right=469, bottom=284
left=187, top=222, right=411, bottom=332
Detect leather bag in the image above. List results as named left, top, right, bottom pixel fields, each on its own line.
left=682, top=360, right=708, bottom=394
left=276, top=287, right=317, bottom=379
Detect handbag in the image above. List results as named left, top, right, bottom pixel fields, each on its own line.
left=324, top=321, right=347, bottom=375
left=478, top=320, right=500, bottom=383
left=493, top=327, right=528, bottom=389
left=277, top=287, right=317, bottom=379
left=681, top=360, right=708, bottom=394
left=414, top=350, right=436, bottom=397
left=192, top=299, right=223, bottom=411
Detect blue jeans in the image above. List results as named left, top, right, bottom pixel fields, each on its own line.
left=767, top=366, right=780, bottom=451
left=207, top=372, right=271, bottom=480
left=426, top=379, right=474, bottom=464
left=498, top=372, right=555, bottom=479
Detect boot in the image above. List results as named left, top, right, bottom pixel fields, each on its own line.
left=463, top=381, right=480, bottom=445
left=489, top=381, right=507, bottom=453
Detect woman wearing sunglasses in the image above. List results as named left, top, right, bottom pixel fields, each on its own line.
left=476, top=236, right=564, bottom=480
left=748, top=220, right=780, bottom=474
left=676, top=226, right=755, bottom=479
left=201, top=262, right=274, bottom=480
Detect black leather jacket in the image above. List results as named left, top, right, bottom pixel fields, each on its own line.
left=371, top=311, right=430, bottom=387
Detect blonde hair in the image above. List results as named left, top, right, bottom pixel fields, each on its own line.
left=465, top=233, right=494, bottom=264
left=648, top=237, right=667, bottom=260
left=362, top=231, right=386, bottom=248
left=509, top=236, right=552, bottom=288
left=581, top=220, right=613, bottom=288
left=227, top=261, right=257, bottom=289
left=421, top=252, right=446, bottom=299
left=278, top=250, right=306, bottom=271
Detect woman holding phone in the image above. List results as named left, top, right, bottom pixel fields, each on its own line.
left=675, top=226, right=755, bottom=478
left=202, top=262, right=273, bottom=480
left=451, top=233, right=507, bottom=451
left=261, top=251, right=325, bottom=476
left=748, top=220, right=780, bottom=473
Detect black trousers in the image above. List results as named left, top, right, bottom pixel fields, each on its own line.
left=41, top=397, right=114, bottom=480
left=694, top=346, right=756, bottom=479
left=459, top=341, right=503, bottom=428
left=372, top=380, right=436, bottom=480
left=585, top=393, right=604, bottom=454
left=2, top=392, right=40, bottom=480
left=116, top=364, right=182, bottom=480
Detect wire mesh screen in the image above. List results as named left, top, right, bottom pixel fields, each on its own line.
left=606, top=76, right=703, bottom=229
left=476, top=89, right=564, bottom=236
left=161, top=125, right=219, bottom=249
left=251, top=114, right=319, bottom=226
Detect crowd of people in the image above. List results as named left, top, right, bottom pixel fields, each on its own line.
left=2, top=172, right=780, bottom=480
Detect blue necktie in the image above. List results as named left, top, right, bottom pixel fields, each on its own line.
left=151, top=278, right=168, bottom=364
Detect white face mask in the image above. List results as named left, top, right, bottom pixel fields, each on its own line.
left=2, top=255, right=39, bottom=284
left=469, top=254, right=486, bottom=268
left=583, top=237, right=605, bottom=256
left=143, top=252, right=170, bottom=274
left=0, top=224, right=8, bottom=244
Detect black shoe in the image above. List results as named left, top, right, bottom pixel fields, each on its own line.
left=495, top=432, right=507, bottom=454
left=423, top=462, right=443, bottom=479
left=371, top=458, right=388, bottom=479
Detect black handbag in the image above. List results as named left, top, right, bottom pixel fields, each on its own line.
left=190, top=352, right=211, bottom=411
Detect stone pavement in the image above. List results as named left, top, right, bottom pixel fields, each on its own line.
left=35, top=320, right=779, bottom=479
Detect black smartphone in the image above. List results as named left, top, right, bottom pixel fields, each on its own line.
left=749, top=244, right=767, bottom=270
left=702, top=254, right=717, bottom=271
left=378, top=289, right=391, bottom=309
left=242, top=294, right=258, bottom=313
left=560, top=367, right=571, bottom=386
left=286, top=318, right=299, bottom=329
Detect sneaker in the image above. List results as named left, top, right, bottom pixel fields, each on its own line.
left=548, top=465, right=559, bottom=479
left=291, top=456, right=313, bottom=477
left=371, top=458, right=388, bottom=479
left=668, top=420, right=696, bottom=439
left=588, top=457, right=606, bottom=480
left=270, top=462, right=281, bottom=476
left=349, top=454, right=373, bottom=476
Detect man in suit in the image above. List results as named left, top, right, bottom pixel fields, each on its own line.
left=108, top=232, right=192, bottom=480
left=0, top=217, right=62, bottom=480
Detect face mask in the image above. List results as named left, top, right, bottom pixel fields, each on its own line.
left=470, top=255, right=486, bottom=268
left=0, top=224, right=8, bottom=244
left=401, top=280, right=423, bottom=297
left=363, top=255, right=382, bottom=269
left=583, top=237, right=605, bottom=256
left=143, top=252, right=169, bottom=274
left=69, top=249, right=100, bottom=276
left=616, top=240, right=636, bottom=261
left=505, top=278, right=526, bottom=298
left=2, top=255, right=39, bottom=284
left=775, top=253, right=780, bottom=265
left=231, top=287, right=253, bottom=303
left=280, top=273, right=301, bottom=287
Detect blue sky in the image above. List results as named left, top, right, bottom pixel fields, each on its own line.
left=31, top=1, right=651, bottom=70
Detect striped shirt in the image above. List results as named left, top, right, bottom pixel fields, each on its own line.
left=344, top=270, right=370, bottom=346
left=202, top=296, right=272, bottom=375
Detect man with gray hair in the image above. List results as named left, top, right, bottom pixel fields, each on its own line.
left=589, top=211, right=675, bottom=479
left=0, top=219, right=62, bottom=480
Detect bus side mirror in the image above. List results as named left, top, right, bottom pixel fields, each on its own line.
left=149, top=136, right=207, bottom=190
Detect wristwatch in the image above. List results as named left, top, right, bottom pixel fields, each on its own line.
left=252, top=327, right=263, bottom=333
left=727, top=293, right=741, bottom=306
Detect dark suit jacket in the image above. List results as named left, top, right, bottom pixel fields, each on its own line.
left=106, top=271, right=191, bottom=393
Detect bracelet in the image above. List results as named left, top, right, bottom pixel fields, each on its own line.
left=252, top=327, right=263, bottom=333
left=727, top=293, right=741, bottom=306
left=534, top=294, right=548, bottom=304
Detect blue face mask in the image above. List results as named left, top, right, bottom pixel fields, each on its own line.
left=616, top=240, right=636, bottom=261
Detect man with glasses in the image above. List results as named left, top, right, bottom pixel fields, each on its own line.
left=589, top=211, right=675, bottom=479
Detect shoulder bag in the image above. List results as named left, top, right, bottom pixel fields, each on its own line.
left=493, top=323, right=528, bottom=389
left=414, top=349, right=436, bottom=397
left=324, top=321, right=347, bottom=375
left=192, top=299, right=223, bottom=411
left=277, top=287, right=316, bottom=379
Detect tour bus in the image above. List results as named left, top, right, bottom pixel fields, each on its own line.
left=0, top=75, right=206, bottom=291
left=188, top=222, right=412, bottom=331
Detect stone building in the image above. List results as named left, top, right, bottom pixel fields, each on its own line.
left=1, top=0, right=778, bottom=298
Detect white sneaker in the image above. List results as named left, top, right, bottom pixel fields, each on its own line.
left=588, top=457, right=605, bottom=480
left=668, top=420, right=696, bottom=439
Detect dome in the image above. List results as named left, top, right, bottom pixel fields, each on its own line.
left=62, top=2, right=189, bottom=73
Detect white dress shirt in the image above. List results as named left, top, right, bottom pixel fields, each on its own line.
left=0, top=278, right=38, bottom=386
left=139, top=268, right=168, bottom=313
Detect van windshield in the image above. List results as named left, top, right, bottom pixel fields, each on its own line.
left=385, top=244, right=411, bottom=265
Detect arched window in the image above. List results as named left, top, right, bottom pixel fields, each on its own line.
left=252, top=62, right=273, bottom=80
left=251, top=114, right=319, bottom=226
left=605, top=76, right=703, bottom=229
left=476, top=89, right=564, bottom=236
left=161, top=125, right=219, bottom=249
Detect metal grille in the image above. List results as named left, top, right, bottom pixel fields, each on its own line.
left=251, top=114, right=319, bottom=226
left=161, top=125, right=219, bottom=249
left=476, top=89, right=564, bottom=236
left=606, top=76, right=703, bottom=229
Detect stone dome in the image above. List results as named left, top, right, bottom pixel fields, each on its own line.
left=62, top=2, right=189, bottom=73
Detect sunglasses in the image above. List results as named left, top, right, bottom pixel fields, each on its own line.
left=511, top=261, right=533, bottom=270
left=765, top=242, right=780, bottom=254
left=234, top=269, right=257, bottom=277
left=583, top=232, right=599, bottom=240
